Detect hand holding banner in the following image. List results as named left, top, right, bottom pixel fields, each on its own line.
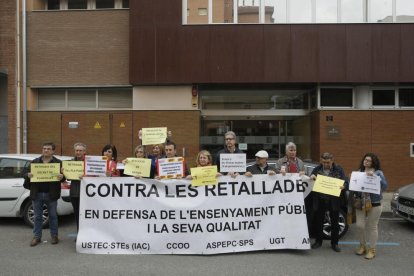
left=312, top=174, right=344, bottom=197
left=141, top=127, right=167, bottom=145
left=62, top=161, right=84, bottom=180
left=190, top=166, right=218, bottom=186
left=30, top=163, right=61, bottom=182
left=123, top=158, right=152, bottom=177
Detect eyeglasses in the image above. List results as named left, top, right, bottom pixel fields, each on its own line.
left=225, top=138, right=234, bottom=141
left=364, top=158, right=372, bottom=162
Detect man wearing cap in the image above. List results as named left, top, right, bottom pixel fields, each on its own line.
left=245, top=150, right=276, bottom=176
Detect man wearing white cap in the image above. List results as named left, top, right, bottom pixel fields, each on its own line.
left=245, top=150, right=276, bottom=176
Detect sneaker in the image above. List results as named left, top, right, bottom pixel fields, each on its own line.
left=51, top=235, right=59, bottom=245
left=355, top=244, right=366, bottom=255
left=30, top=237, right=41, bottom=247
left=365, top=248, right=376, bottom=260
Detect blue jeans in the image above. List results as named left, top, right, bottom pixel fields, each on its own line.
left=32, top=193, right=58, bottom=239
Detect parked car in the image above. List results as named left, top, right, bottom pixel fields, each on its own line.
left=391, top=183, right=414, bottom=223
left=246, top=159, right=349, bottom=240
left=0, top=154, right=73, bottom=228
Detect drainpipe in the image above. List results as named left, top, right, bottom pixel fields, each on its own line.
left=15, top=0, right=21, bottom=153
left=22, top=0, right=27, bottom=153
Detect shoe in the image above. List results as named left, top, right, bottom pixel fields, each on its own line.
left=331, top=244, right=341, bottom=252
left=30, top=237, right=41, bottom=247
left=51, top=235, right=59, bottom=245
left=365, top=248, right=376, bottom=260
left=355, top=243, right=366, bottom=255
left=311, top=241, right=322, bottom=249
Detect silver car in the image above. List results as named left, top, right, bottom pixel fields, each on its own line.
left=391, top=183, right=414, bottom=223
left=0, top=154, right=73, bottom=227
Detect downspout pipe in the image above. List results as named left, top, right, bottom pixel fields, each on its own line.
left=22, top=0, right=27, bottom=153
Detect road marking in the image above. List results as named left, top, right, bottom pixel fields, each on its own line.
left=340, top=241, right=400, bottom=246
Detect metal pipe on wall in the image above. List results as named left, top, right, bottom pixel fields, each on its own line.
left=22, top=0, right=27, bottom=153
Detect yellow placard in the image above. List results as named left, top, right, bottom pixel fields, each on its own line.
left=123, top=158, right=152, bottom=178
left=141, top=127, right=167, bottom=145
left=190, top=166, right=218, bottom=186
left=30, top=163, right=61, bottom=182
left=62, top=160, right=84, bottom=180
left=312, top=174, right=344, bottom=197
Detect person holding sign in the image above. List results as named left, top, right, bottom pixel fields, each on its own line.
left=214, top=131, right=244, bottom=177
left=275, top=142, right=305, bottom=175
left=244, top=150, right=276, bottom=176
left=353, top=153, right=388, bottom=260
left=156, top=141, right=189, bottom=179
left=102, top=144, right=120, bottom=177
left=310, top=152, right=348, bottom=252
left=67, top=142, right=86, bottom=233
left=186, top=150, right=220, bottom=180
left=122, top=145, right=154, bottom=178
left=23, top=142, right=65, bottom=247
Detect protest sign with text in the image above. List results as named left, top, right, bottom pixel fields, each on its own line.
left=30, top=163, right=61, bottom=182
left=312, top=175, right=344, bottom=197
left=123, top=158, right=152, bottom=178
left=77, top=174, right=311, bottom=255
left=84, top=155, right=108, bottom=177
left=219, top=153, right=246, bottom=173
left=157, top=157, right=185, bottom=179
left=141, top=127, right=167, bottom=145
left=62, top=161, right=84, bottom=180
left=190, top=166, right=218, bottom=186
left=349, top=171, right=381, bottom=195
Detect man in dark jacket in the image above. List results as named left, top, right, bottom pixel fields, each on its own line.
left=214, top=131, right=244, bottom=177
left=24, top=142, right=65, bottom=247
left=310, top=152, right=348, bottom=252
left=245, top=150, right=276, bottom=176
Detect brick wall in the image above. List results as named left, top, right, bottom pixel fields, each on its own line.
left=0, top=1, right=17, bottom=152
left=27, top=10, right=129, bottom=86
left=316, top=110, right=414, bottom=191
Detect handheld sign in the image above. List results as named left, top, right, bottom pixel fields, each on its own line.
left=30, top=163, right=60, bottom=182
left=123, top=158, right=152, bottom=178
left=191, top=166, right=218, bottom=186
left=349, top=171, right=381, bottom=195
left=62, top=161, right=84, bottom=180
left=84, top=155, right=108, bottom=177
left=141, top=127, right=167, bottom=146
left=312, top=174, right=344, bottom=197
left=157, top=157, right=185, bottom=179
left=219, top=153, right=246, bottom=173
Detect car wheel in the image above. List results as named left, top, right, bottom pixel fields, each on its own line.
left=22, top=201, right=49, bottom=229
left=322, top=209, right=348, bottom=240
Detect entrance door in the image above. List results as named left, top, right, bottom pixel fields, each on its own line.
left=200, top=117, right=310, bottom=161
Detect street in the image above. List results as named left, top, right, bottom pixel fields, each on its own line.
left=1, top=214, right=413, bottom=276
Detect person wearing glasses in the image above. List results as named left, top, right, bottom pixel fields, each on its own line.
left=214, top=131, right=244, bottom=177
left=353, top=153, right=388, bottom=260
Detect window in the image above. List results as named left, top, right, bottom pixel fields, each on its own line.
left=38, top=88, right=132, bottom=110
left=68, top=0, right=87, bottom=9
left=370, top=0, right=393, bottom=23
left=238, top=0, right=260, bottom=23
left=122, top=0, right=129, bottom=8
left=96, top=0, right=114, bottom=9
left=396, top=0, right=414, bottom=22
left=316, top=0, right=337, bottom=23
left=341, top=0, right=363, bottom=23
left=320, top=88, right=353, bottom=107
left=213, top=0, right=234, bottom=24
left=198, top=8, right=208, bottom=16
left=0, top=158, right=28, bottom=179
left=372, top=89, right=395, bottom=106
left=47, top=0, right=60, bottom=10
left=289, top=0, right=312, bottom=23
left=399, top=88, right=414, bottom=107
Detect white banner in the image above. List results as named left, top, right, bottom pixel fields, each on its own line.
left=77, top=175, right=312, bottom=255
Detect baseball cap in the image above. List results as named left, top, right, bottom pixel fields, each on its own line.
left=255, top=150, right=269, bottom=158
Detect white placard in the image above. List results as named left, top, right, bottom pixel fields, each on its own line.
left=84, top=155, right=108, bottom=177
left=219, top=153, right=246, bottom=173
left=77, top=175, right=311, bottom=255
left=157, top=157, right=185, bottom=179
left=349, top=171, right=381, bottom=195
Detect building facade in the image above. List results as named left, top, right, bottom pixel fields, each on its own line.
left=1, top=0, right=414, bottom=190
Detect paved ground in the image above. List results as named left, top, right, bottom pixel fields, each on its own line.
left=381, top=192, right=393, bottom=213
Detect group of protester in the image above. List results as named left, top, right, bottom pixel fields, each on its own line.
left=23, top=130, right=388, bottom=261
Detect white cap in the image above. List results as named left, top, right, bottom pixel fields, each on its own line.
left=255, top=150, right=269, bottom=158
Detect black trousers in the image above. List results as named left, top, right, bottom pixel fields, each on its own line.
left=70, top=197, right=80, bottom=232
left=314, top=198, right=340, bottom=245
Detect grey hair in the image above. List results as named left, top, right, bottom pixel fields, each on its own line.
left=73, top=142, right=86, bottom=150
left=321, top=152, right=334, bottom=160
left=224, top=131, right=236, bottom=139
left=285, top=142, right=296, bottom=151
